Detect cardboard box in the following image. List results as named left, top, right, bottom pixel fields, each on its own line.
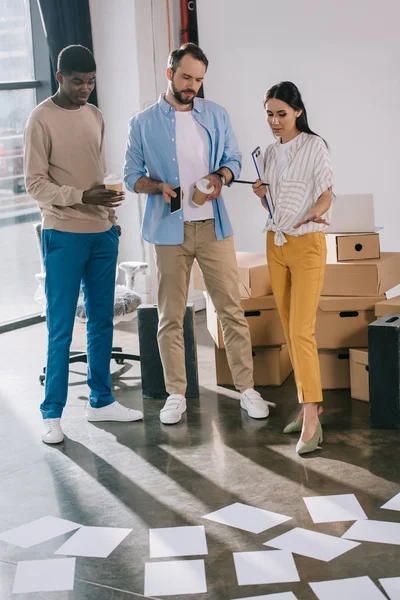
left=326, top=233, right=380, bottom=262
left=316, top=296, right=385, bottom=349
left=350, top=348, right=369, bottom=402
left=215, top=344, right=292, bottom=387
left=375, top=295, right=400, bottom=318
left=322, top=252, right=400, bottom=296
left=193, top=252, right=272, bottom=298
left=319, top=349, right=350, bottom=389
left=206, top=293, right=285, bottom=349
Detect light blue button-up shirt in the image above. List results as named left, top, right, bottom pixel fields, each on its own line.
left=124, top=95, right=242, bottom=245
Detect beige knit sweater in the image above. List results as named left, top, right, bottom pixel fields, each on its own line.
left=24, top=97, right=115, bottom=233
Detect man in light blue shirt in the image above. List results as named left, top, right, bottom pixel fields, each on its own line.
left=124, top=44, right=272, bottom=424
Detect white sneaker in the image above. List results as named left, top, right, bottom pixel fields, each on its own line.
left=86, top=401, right=143, bottom=422
left=240, top=388, right=276, bottom=419
left=160, top=395, right=187, bottom=425
left=42, top=418, right=64, bottom=444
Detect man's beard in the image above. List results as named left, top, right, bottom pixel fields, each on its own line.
left=171, top=79, right=196, bottom=105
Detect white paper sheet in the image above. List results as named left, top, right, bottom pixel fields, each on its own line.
left=0, top=516, right=81, bottom=548
left=309, top=576, right=387, bottom=600
left=149, top=525, right=208, bottom=558
left=343, top=520, right=400, bottom=545
left=55, top=526, right=132, bottom=558
left=304, top=494, right=367, bottom=523
left=145, top=559, right=207, bottom=596
left=265, top=527, right=359, bottom=562
left=379, top=577, right=400, bottom=599
left=12, top=558, right=76, bottom=594
left=233, top=550, right=300, bottom=586
left=232, top=593, right=298, bottom=600
left=381, top=493, right=400, bottom=512
left=203, top=503, right=291, bottom=534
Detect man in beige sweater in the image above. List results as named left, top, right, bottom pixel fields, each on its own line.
left=24, top=45, right=143, bottom=444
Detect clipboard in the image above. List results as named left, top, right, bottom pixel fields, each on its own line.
left=251, top=146, right=274, bottom=219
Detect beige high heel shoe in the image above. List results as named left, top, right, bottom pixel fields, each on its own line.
left=284, top=413, right=324, bottom=434
left=296, top=421, right=323, bottom=455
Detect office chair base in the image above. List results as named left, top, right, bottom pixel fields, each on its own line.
left=39, top=348, right=140, bottom=385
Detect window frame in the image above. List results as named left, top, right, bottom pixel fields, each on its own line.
left=0, top=0, right=51, bottom=333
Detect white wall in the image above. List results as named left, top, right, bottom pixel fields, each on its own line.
left=89, top=0, right=203, bottom=304
left=197, top=0, right=400, bottom=256
left=89, top=0, right=146, bottom=292
left=90, top=0, right=205, bottom=306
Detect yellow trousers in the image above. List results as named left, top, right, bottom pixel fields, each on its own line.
left=267, top=231, right=327, bottom=403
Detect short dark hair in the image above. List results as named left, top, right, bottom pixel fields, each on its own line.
left=168, top=43, right=208, bottom=74
left=57, top=45, right=96, bottom=75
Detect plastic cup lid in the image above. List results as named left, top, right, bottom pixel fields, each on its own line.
left=196, top=177, right=215, bottom=194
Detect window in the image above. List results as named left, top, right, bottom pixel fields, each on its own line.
left=0, top=0, right=51, bottom=329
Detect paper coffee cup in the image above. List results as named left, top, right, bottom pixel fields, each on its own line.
left=192, top=178, right=215, bottom=206
left=104, top=174, right=123, bottom=192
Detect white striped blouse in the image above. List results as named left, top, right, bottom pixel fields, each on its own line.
left=262, top=132, right=334, bottom=246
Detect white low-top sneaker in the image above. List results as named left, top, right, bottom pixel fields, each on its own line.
left=240, top=388, right=276, bottom=419
left=160, top=395, right=187, bottom=425
left=42, top=418, right=64, bottom=444
left=86, top=401, right=143, bottom=422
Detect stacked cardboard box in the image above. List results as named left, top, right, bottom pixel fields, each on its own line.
left=323, top=230, right=400, bottom=392
left=193, top=242, right=400, bottom=392
left=193, top=253, right=292, bottom=387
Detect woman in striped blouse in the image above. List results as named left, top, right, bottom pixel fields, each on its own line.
left=253, top=81, right=334, bottom=455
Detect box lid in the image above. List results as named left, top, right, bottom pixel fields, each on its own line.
left=350, top=348, right=369, bottom=365
left=326, top=251, right=397, bottom=266
left=327, top=232, right=380, bottom=240
left=241, top=295, right=276, bottom=311
left=206, top=293, right=277, bottom=313
left=318, top=295, right=386, bottom=312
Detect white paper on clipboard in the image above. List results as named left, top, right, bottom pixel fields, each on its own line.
left=251, top=146, right=274, bottom=219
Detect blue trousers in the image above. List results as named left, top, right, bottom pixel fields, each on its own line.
left=41, top=227, right=119, bottom=419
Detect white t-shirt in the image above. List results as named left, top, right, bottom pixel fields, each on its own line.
left=277, top=136, right=297, bottom=176
left=175, top=111, right=214, bottom=221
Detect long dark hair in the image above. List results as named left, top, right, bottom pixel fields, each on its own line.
left=264, top=81, right=325, bottom=142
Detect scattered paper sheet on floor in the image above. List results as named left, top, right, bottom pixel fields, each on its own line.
left=304, top=494, right=367, bottom=523
left=145, top=559, right=207, bottom=596
left=55, top=526, right=132, bottom=558
left=233, top=550, right=300, bottom=586
left=342, top=520, right=400, bottom=545
left=264, top=527, right=359, bottom=562
left=13, top=558, right=76, bottom=594
left=309, top=576, right=387, bottom=600
left=149, top=525, right=208, bottom=558
left=379, top=577, right=400, bottom=599
left=231, top=593, right=298, bottom=600
left=0, top=516, right=81, bottom=548
left=381, top=493, right=400, bottom=512
left=203, top=502, right=291, bottom=534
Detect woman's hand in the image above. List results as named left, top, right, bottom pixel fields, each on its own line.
left=294, top=188, right=332, bottom=228
left=293, top=209, right=329, bottom=229
left=252, top=179, right=267, bottom=199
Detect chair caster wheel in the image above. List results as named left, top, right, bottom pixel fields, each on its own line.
left=39, top=375, right=45, bottom=385
left=116, top=358, right=125, bottom=365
